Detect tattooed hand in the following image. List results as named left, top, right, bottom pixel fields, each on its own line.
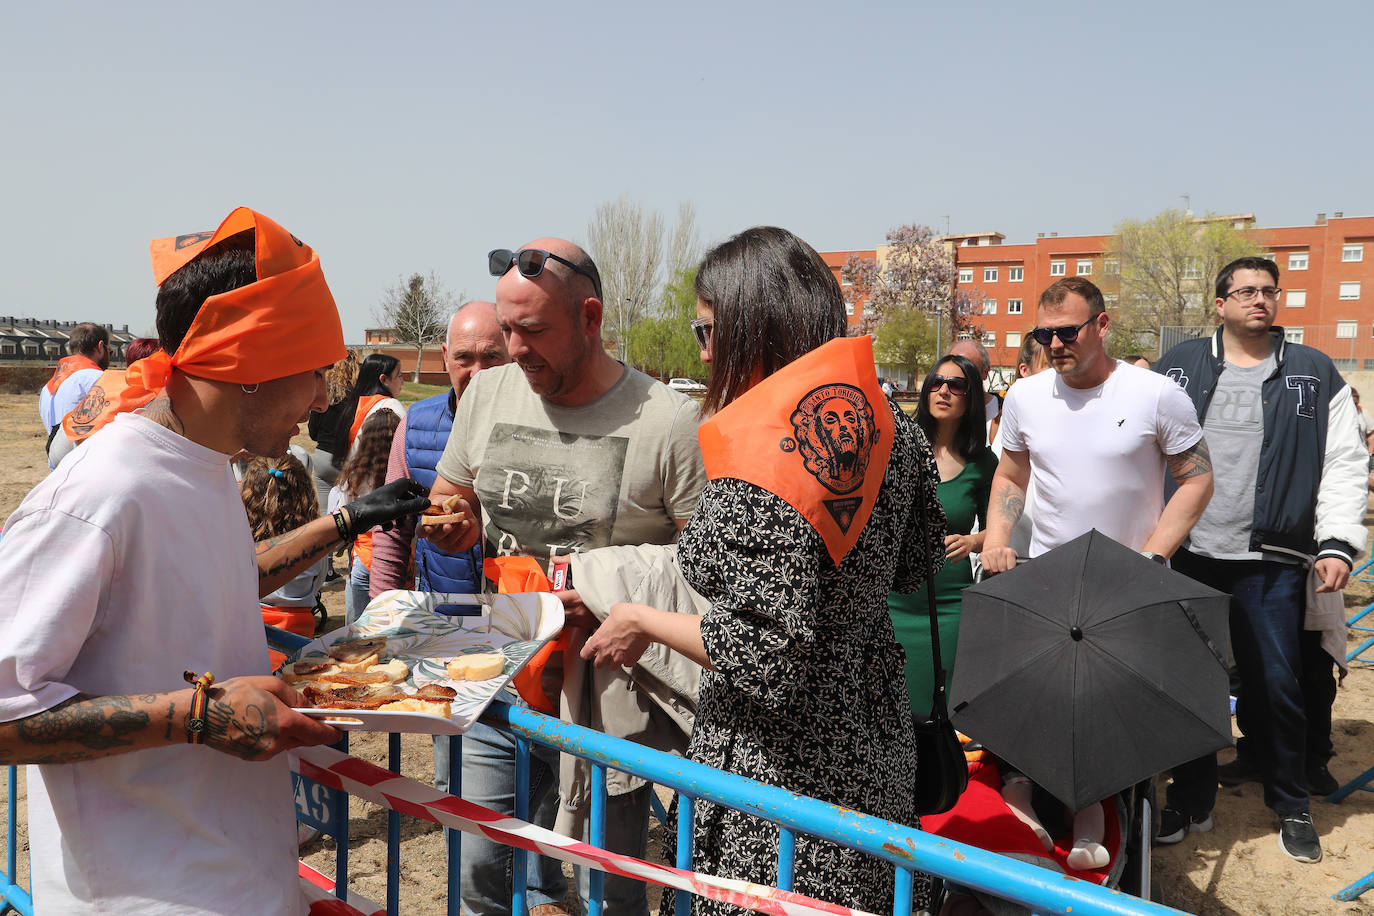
left=200, top=676, right=339, bottom=761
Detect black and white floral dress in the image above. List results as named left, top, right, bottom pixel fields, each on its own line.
left=676, top=411, right=946, bottom=916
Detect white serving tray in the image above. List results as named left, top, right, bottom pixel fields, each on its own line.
left=289, top=589, right=564, bottom=733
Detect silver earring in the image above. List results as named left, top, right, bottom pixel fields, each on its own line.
left=241, top=383, right=259, bottom=394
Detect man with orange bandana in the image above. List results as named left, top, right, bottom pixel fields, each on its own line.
left=0, top=208, right=430, bottom=915
left=38, top=321, right=109, bottom=466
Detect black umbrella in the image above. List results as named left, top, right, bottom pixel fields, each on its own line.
left=950, top=529, right=1233, bottom=810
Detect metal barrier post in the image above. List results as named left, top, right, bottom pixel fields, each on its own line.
left=512, top=735, right=530, bottom=916
left=387, top=732, right=402, bottom=916
left=447, top=734, right=461, bottom=916
left=674, top=794, right=693, bottom=916
left=589, top=763, right=607, bottom=916
left=0, top=765, right=32, bottom=916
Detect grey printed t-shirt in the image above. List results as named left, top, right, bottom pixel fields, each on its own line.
left=1186, top=354, right=1274, bottom=559
left=435, top=362, right=706, bottom=575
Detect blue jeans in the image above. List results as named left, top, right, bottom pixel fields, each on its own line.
left=459, top=712, right=653, bottom=916
left=459, top=716, right=568, bottom=916
left=345, top=557, right=370, bottom=625
left=1169, top=551, right=1310, bottom=816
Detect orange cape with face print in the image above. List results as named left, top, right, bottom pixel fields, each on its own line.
left=45, top=355, right=102, bottom=394
left=62, top=365, right=159, bottom=443
left=697, top=335, right=895, bottom=567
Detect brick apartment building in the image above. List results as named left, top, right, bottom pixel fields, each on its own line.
left=822, top=212, right=1374, bottom=384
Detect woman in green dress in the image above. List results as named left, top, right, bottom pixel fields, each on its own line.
left=889, top=352, right=998, bottom=715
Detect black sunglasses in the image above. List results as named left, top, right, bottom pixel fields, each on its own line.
left=488, top=248, right=602, bottom=299
left=690, top=317, right=713, bottom=350
left=1029, top=316, right=1097, bottom=346
left=930, top=374, right=970, bottom=396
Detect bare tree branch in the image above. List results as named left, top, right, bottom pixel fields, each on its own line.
left=373, top=271, right=459, bottom=381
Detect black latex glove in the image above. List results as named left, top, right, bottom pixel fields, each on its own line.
left=341, top=478, right=430, bottom=537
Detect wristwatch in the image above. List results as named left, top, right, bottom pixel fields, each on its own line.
left=1140, top=551, right=1168, bottom=565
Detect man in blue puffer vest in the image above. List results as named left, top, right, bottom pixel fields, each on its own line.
left=369, top=300, right=509, bottom=790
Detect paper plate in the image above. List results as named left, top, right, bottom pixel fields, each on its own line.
left=287, top=590, right=563, bottom=732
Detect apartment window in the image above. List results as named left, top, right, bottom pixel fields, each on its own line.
left=1009, top=266, right=1024, bottom=282
left=1105, top=293, right=1119, bottom=306
left=1340, top=282, right=1361, bottom=300
left=1103, top=258, right=1120, bottom=276
left=1284, top=327, right=1304, bottom=344
left=982, top=300, right=997, bottom=315
left=1076, top=260, right=1092, bottom=276
left=1337, top=320, right=1358, bottom=339
left=0, top=344, right=13, bottom=356
left=958, top=267, right=973, bottom=284
left=844, top=301, right=854, bottom=316
left=1008, top=298, right=1023, bottom=315
left=1050, top=260, right=1066, bottom=276
left=982, top=331, right=996, bottom=347
left=1006, top=331, right=1022, bottom=348
left=1286, top=290, right=1306, bottom=307
left=23, top=344, right=37, bottom=356
left=984, top=267, right=998, bottom=283
left=1343, top=243, right=1364, bottom=262
left=1288, top=252, right=1308, bottom=271
left=1182, top=258, right=1203, bottom=280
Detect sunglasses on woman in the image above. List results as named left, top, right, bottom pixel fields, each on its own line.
left=690, top=317, right=713, bottom=350
left=488, top=248, right=603, bottom=300
left=930, top=374, right=970, bottom=396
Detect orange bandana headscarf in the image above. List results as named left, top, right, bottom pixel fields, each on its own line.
left=697, top=336, right=895, bottom=567
left=45, top=355, right=102, bottom=395
left=138, top=206, right=346, bottom=389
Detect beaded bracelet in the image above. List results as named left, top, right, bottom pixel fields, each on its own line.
left=332, top=510, right=353, bottom=544
left=183, top=669, right=214, bottom=745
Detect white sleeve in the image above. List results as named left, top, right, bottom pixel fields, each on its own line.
left=1315, top=383, right=1369, bottom=562
left=1156, top=380, right=1205, bottom=456
left=0, top=510, right=113, bottom=721
left=998, top=384, right=1027, bottom=453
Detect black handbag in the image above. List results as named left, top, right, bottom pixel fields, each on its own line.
left=910, top=479, right=969, bottom=817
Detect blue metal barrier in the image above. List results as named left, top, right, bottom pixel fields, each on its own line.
left=273, top=623, right=1184, bottom=916
left=0, top=765, right=31, bottom=916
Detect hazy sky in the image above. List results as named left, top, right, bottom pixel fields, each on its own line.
left=4, top=1, right=1370, bottom=341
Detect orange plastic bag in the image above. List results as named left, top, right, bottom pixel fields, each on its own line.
left=483, top=557, right=567, bottom=715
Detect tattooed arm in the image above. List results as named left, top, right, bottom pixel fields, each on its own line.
left=0, top=678, right=339, bottom=766
left=257, top=477, right=432, bottom=596
left=257, top=515, right=343, bottom=597
left=982, top=447, right=1032, bottom=574
left=1143, top=437, right=1215, bottom=558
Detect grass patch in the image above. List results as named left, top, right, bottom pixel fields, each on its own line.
left=398, top=382, right=449, bottom=405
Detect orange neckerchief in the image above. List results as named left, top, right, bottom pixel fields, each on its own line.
left=62, top=365, right=159, bottom=443
left=348, top=394, right=389, bottom=449
left=136, top=207, right=345, bottom=389
left=697, top=336, right=895, bottom=566
left=45, top=354, right=102, bottom=395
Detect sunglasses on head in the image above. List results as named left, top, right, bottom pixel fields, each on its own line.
left=488, top=248, right=603, bottom=300
left=1029, top=315, right=1097, bottom=346
left=690, top=317, right=713, bottom=350
left=930, top=374, right=970, bottom=396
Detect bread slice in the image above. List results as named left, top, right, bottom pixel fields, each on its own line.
left=378, top=696, right=453, bottom=719
left=447, top=653, right=504, bottom=681
left=367, top=658, right=410, bottom=683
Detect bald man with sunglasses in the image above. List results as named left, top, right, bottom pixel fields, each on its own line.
left=424, top=239, right=705, bottom=916
left=981, top=276, right=1213, bottom=575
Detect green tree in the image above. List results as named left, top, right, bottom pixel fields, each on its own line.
left=1102, top=210, right=1261, bottom=355
left=623, top=267, right=704, bottom=381
left=872, top=304, right=940, bottom=379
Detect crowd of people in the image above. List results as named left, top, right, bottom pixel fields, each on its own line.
left=0, top=204, right=1366, bottom=916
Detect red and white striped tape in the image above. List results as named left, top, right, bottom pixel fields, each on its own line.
left=290, top=745, right=878, bottom=916
left=300, top=860, right=384, bottom=916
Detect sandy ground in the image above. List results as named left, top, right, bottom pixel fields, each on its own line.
left=0, top=391, right=1370, bottom=914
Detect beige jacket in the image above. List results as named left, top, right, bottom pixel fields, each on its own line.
left=556, top=543, right=707, bottom=825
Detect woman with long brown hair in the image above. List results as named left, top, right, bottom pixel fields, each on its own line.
left=582, top=226, right=945, bottom=915
left=335, top=407, right=402, bottom=623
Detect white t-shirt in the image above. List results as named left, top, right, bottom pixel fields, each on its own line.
left=998, top=360, right=1203, bottom=556
left=0, top=414, right=301, bottom=914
